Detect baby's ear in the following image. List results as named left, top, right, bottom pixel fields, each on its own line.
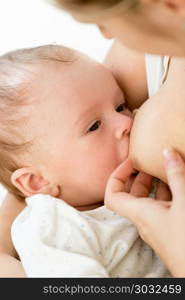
left=11, top=167, right=60, bottom=198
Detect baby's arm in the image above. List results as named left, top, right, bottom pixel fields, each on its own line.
left=0, top=193, right=26, bottom=277
left=104, top=40, right=148, bottom=110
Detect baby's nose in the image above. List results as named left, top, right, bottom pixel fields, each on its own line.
left=115, top=116, right=133, bottom=139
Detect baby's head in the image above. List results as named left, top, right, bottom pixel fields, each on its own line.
left=0, top=44, right=132, bottom=209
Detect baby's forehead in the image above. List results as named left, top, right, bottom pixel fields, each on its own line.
left=28, top=54, right=122, bottom=117
left=31, top=55, right=115, bottom=86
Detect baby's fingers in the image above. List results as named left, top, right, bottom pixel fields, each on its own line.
left=105, top=158, right=133, bottom=195
left=155, top=181, right=171, bottom=201
left=131, top=172, right=153, bottom=197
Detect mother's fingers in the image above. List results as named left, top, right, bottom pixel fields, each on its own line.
left=105, top=191, right=160, bottom=224
left=163, top=149, right=185, bottom=205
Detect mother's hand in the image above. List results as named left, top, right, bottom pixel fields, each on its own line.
left=105, top=149, right=185, bottom=277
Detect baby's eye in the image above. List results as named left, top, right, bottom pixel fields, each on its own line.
left=116, top=103, right=126, bottom=113
left=87, top=121, right=101, bottom=132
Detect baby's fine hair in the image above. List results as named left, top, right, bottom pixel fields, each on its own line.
left=53, top=0, right=139, bottom=20
left=0, top=44, right=76, bottom=199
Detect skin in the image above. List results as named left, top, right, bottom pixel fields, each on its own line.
left=103, top=41, right=148, bottom=111
left=72, top=0, right=185, bottom=56
left=0, top=42, right=150, bottom=277
left=55, top=3, right=185, bottom=175
left=63, top=0, right=185, bottom=177
left=11, top=52, right=132, bottom=211
left=105, top=150, right=185, bottom=277
left=0, top=49, right=170, bottom=277
left=0, top=193, right=26, bottom=277
left=91, top=43, right=185, bottom=279
left=104, top=43, right=185, bottom=183
left=1, top=0, right=185, bottom=277
left=69, top=0, right=185, bottom=182
left=56, top=0, right=185, bottom=276
left=129, top=56, right=185, bottom=182
left=0, top=51, right=133, bottom=277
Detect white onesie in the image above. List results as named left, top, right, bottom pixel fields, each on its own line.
left=11, top=194, right=170, bottom=278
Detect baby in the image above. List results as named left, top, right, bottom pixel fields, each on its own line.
left=0, top=44, right=168, bottom=277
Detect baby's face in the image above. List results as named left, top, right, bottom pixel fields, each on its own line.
left=27, top=54, right=132, bottom=209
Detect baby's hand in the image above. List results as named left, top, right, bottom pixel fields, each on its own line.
left=108, top=159, right=170, bottom=201
left=105, top=150, right=185, bottom=277
left=105, top=159, right=152, bottom=198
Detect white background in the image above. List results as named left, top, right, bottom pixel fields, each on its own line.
left=0, top=0, right=112, bottom=61
left=0, top=0, right=113, bottom=203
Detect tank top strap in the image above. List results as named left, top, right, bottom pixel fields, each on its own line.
left=145, top=54, right=170, bottom=97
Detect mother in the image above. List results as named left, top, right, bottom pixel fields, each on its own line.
left=54, top=0, right=185, bottom=277
left=0, top=0, right=185, bottom=277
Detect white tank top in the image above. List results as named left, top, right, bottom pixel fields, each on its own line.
left=145, top=54, right=170, bottom=97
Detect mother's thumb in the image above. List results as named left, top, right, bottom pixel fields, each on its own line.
left=163, top=148, right=185, bottom=203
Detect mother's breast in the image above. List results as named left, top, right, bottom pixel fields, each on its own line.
left=128, top=91, right=185, bottom=183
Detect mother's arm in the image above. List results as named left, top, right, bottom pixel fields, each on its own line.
left=104, top=40, right=148, bottom=110
left=0, top=193, right=26, bottom=277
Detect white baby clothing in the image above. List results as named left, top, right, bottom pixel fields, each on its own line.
left=11, top=194, right=170, bottom=278
left=145, top=54, right=170, bottom=97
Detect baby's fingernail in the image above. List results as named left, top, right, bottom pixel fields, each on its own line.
left=163, top=148, right=179, bottom=167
